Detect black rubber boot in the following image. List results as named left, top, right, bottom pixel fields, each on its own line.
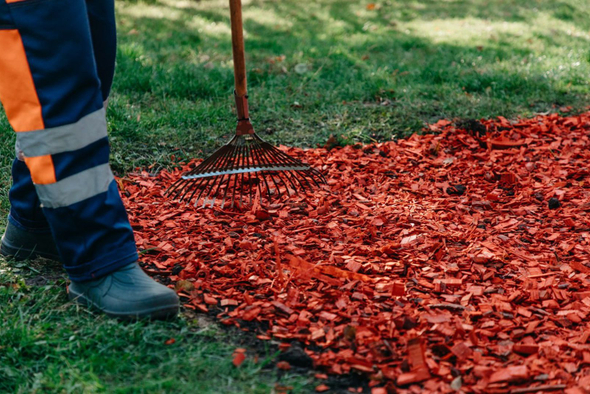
left=68, top=262, right=179, bottom=320
left=0, top=221, right=60, bottom=261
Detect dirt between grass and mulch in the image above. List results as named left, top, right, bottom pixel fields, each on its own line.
left=125, top=111, right=590, bottom=394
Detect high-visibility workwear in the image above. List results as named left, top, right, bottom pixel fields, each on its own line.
left=0, top=0, right=138, bottom=281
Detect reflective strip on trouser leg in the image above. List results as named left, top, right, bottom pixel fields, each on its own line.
left=0, top=4, right=49, bottom=232
left=0, top=0, right=138, bottom=281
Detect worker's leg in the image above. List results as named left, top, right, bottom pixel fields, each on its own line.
left=0, top=0, right=178, bottom=319
left=0, top=0, right=56, bottom=260
left=0, top=0, right=137, bottom=280
left=1, top=0, right=118, bottom=261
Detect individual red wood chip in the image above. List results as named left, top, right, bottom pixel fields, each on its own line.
left=275, top=384, right=294, bottom=394
left=315, top=384, right=330, bottom=392
left=570, top=261, right=590, bottom=273
left=220, top=299, right=238, bottom=307
left=407, top=337, right=428, bottom=369
left=318, top=311, right=338, bottom=321
left=232, top=352, right=246, bottom=367
left=397, top=368, right=431, bottom=386
left=489, top=365, right=528, bottom=383
left=277, top=361, right=291, bottom=370
left=434, top=278, right=462, bottom=287
left=242, top=307, right=261, bottom=321
left=255, top=209, right=271, bottom=221
left=513, top=344, right=538, bottom=355
left=564, top=388, right=585, bottom=394
left=451, top=342, right=472, bottom=360
left=391, top=281, right=405, bottom=296
left=272, top=301, right=294, bottom=315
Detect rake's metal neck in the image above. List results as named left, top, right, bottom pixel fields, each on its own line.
left=234, top=92, right=254, bottom=136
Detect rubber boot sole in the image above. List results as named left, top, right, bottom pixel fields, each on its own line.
left=68, top=286, right=179, bottom=321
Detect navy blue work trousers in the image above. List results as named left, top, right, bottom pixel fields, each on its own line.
left=0, top=0, right=138, bottom=281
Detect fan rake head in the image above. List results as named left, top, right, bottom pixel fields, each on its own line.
left=166, top=132, right=326, bottom=209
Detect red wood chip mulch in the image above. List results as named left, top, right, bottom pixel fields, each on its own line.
left=123, top=111, right=590, bottom=393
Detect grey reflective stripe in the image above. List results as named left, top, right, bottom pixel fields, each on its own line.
left=16, top=108, right=107, bottom=157
left=35, top=164, right=114, bottom=209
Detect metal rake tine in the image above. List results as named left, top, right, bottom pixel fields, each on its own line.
left=294, top=168, right=316, bottom=190
left=230, top=162, right=240, bottom=208
left=249, top=141, right=296, bottom=195
left=308, top=164, right=327, bottom=184
left=262, top=167, right=289, bottom=199
left=253, top=142, right=308, bottom=194
left=236, top=138, right=251, bottom=208
left=256, top=173, right=268, bottom=206
left=182, top=150, right=221, bottom=178
left=178, top=177, right=201, bottom=202
left=219, top=174, right=229, bottom=210
left=181, top=177, right=203, bottom=203
left=186, top=136, right=237, bottom=176
left=259, top=140, right=308, bottom=170
left=261, top=171, right=276, bottom=202
left=208, top=194, right=217, bottom=209
left=221, top=144, right=242, bottom=208
left=220, top=173, right=236, bottom=209
left=278, top=170, right=301, bottom=194
left=248, top=140, right=280, bottom=200
left=207, top=139, right=245, bottom=205
left=191, top=142, right=236, bottom=179
left=248, top=142, right=270, bottom=206
left=166, top=176, right=188, bottom=198
left=260, top=147, right=301, bottom=194
left=270, top=171, right=292, bottom=198
left=209, top=146, right=239, bottom=203
left=244, top=139, right=255, bottom=206
left=193, top=176, right=217, bottom=207
left=216, top=140, right=241, bottom=176
left=260, top=144, right=311, bottom=191
left=301, top=168, right=323, bottom=188
left=170, top=139, right=235, bottom=203
left=238, top=164, right=245, bottom=208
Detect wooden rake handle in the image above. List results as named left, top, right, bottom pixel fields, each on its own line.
left=229, top=0, right=247, bottom=97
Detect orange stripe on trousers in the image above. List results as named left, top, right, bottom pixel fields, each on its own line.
left=0, top=30, right=44, bottom=132
left=24, top=155, right=57, bottom=185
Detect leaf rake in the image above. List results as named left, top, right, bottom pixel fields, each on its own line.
left=166, top=0, right=326, bottom=209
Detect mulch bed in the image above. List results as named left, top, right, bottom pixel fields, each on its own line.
left=122, top=111, right=590, bottom=394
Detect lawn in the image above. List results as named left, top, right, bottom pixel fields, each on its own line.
left=2, top=0, right=590, bottom=392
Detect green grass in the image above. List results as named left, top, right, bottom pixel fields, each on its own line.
left=1, top=0, right=590, bottom=392
left=104, top=0, right=590, bottom=171
left=0, top=260, right=316, bottom=393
